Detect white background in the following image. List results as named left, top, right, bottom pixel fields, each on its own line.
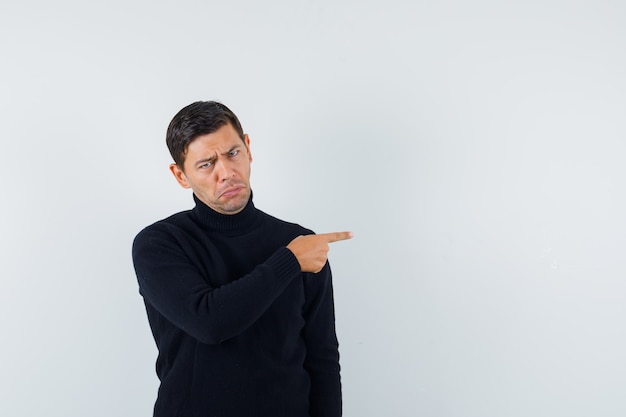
left=2, top=1, right=625, bottom=416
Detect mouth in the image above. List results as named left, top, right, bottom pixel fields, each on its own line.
left=219, top=184, right=245, bottom=199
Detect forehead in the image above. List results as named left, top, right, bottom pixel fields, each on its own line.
left=186, top=124, right=244, bottom=155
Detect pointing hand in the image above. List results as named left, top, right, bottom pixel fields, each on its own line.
left=287, top=231, right=353, bottom=273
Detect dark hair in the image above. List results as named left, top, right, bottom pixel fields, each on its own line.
left=166, top=101, right=245, bottom=167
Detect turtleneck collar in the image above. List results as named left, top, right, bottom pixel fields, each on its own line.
left=191, top=191, right=261, bottom=234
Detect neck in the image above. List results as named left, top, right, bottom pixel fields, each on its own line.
left=191, top=192, right=259, bottom=234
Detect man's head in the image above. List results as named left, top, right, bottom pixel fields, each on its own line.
left=167, top=101, right=253, bottom=215
left=166, top=101, right=246, bottom=167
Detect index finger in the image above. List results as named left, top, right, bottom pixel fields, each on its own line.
left=319, top=231, right=354, bottom=243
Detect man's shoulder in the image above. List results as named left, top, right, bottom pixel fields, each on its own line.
left=258, top=209, right=314, bottom=236
left=133, top=209, right=195, bottom=241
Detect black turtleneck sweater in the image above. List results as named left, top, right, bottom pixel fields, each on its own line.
left=132, top=195, right=341, bottom=417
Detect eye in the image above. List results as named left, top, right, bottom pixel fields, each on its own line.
left=229, top=150, right=240, bottom=157
left=198, top=161, right=213, bottom=169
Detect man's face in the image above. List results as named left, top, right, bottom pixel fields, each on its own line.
left=170, top=123, right=253, bottom=215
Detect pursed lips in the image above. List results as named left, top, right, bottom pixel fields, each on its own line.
left=218, top=182, right=246, bottom=198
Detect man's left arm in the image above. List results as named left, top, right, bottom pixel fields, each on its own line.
left=302, top=261, right=342, bottom=417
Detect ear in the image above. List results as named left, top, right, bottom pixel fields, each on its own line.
left=244, top=134, right=253, bottom=163
left=170, top=163, right=191, bottom=189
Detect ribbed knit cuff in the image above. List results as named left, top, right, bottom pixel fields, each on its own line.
left=266, top=246, right=302, bottom=287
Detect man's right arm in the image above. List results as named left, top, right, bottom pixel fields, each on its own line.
left=132, top=226, right=352, bottom=346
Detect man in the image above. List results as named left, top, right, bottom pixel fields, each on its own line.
left=132, top=101, right=352, bottom=417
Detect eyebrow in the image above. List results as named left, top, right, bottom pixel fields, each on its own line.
left=222, top=145, right=241, bottom=155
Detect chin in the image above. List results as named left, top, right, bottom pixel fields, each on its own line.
left=222, top=196, right=249, bottom=214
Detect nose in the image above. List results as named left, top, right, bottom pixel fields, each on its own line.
left=215, top=160, right=235, bottom=182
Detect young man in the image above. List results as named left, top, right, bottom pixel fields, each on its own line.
left=132, top=101, right=351, bottom=417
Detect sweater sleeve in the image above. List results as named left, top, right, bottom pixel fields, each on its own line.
left=131, top=224, right=302, bottom=345
left=302, top=262, right=343, bottom=417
